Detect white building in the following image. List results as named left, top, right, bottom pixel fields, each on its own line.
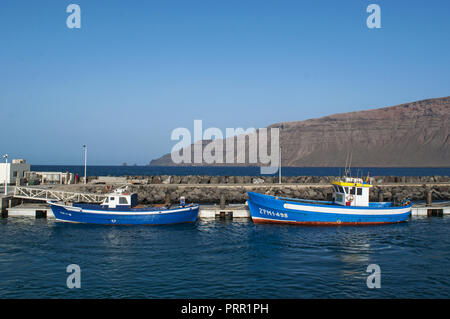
left=0, top=159, right=31, bottom=184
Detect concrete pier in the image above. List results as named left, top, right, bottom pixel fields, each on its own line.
left=411, top=202, right=450, bottom=216
left=199, top=204, right=250, bottom=219
left=7, top=203, right=52, bottom=218
left=0, top=195, right=22, bottom=217
left=0, top=195, right=12, bottom=217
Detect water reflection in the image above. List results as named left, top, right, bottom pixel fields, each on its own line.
left=335, top=229, right=371, bottom=263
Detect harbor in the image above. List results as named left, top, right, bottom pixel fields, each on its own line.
left=2, top=207, right=450, bottom=299
left=2, top=168, right=449, bottom=297
left=2, top=174, right=449, bottom=220
left=2, top=0, right=450, bottom=302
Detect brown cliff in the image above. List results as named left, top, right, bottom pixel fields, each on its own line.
left=150, top=96, right=450, bottom=167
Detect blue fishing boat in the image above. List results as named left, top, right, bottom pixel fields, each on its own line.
left=247, top=176, right=411, bottom=225
left=48, top=188, right=199, bottom=225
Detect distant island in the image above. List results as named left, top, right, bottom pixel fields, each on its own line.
left=150, top=96, right=450, bottom=167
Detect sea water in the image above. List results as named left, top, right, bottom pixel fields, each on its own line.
left=0, top=216, right=449, bottom=298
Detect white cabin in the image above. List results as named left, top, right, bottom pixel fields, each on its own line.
left=331, top=177, right=373, bottom=207
left=101, top=189, right=138, bottom=208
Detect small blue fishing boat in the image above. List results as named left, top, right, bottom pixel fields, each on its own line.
left=247, top=176, right=411, bottom=225
left=48, top=188, right=199, bottom=225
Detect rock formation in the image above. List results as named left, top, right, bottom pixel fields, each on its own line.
left=150, top=96, right=450, bottom=167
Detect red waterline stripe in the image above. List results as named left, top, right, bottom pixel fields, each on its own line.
left=252, top=217, right=406, bottom=226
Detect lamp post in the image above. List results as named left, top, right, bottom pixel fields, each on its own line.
left=3, top=154, right=8, bottom=195
left=83, top=145, right=87, bottom=184
left=279, top=127, right=282, bottom=184
left=279, top=145, right=282, bottom=184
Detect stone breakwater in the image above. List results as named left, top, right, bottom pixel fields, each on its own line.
left=93, top=175, right=450, bottom=185
left=53, top=175, right=450, bottom=204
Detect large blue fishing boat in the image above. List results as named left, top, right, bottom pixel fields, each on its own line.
left=48, top=188, right=199, bottom=225
left=248, top=176, right=411, bottom=225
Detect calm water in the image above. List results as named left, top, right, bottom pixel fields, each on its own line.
left=0, top=216, right=449, bottom=298
left=31, top=165, right=450, bottom=177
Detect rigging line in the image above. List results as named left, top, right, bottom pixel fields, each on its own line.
left=343, top=115, right=353, bottom=176
left=347, top=114, right=354, bottom=176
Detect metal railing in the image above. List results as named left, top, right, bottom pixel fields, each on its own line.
left=14, top=186, right=106, bottom=203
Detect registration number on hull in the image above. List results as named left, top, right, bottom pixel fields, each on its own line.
left=258, top=207, right=288, bottom=219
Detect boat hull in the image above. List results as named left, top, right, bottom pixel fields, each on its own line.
left=247, top=192, right=411, bottom=225
left=48, top=202, right=200, bottom=225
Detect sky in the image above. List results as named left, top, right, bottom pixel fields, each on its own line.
left=0, top=0, right=449, bottom=165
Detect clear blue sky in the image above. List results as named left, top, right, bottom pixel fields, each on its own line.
left=1, top=0, right=449, bottom=165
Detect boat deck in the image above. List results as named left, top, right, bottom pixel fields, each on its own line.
left=71, top=202, right=196, bottom=212
left=274, top=195, right=395, bottom=208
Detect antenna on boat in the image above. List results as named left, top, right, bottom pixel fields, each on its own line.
left=344, top=152, right=348, bottom=177
left=344, top=144, right=351, bottom=177
left=344, top=149, right=353, bottom=177
left=345, top=114, right=354, bottom=177
left=344, top=118, right=353, bottom=177
left=347, top=135, right=353, bottom=177
left=348, top=150, right=353, bottom=177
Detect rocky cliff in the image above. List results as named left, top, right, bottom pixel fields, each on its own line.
left=150, top=96, right=450, bottom=167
